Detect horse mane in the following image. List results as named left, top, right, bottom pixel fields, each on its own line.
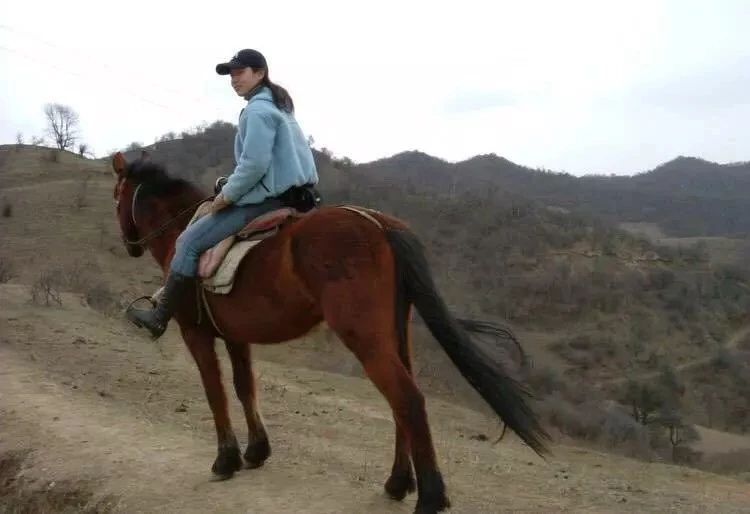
left=126, top=159, right=205, bottom=201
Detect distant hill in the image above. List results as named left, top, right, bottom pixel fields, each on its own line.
left=107, top=127, right=750, bottom=349
left=357, top=152, right=750, bottom=237
left=118, top=121, right=750, bottom=237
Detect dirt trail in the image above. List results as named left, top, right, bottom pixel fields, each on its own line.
left=1, top=284, right=749, bottom=513
left=601, top=323, right=750, bottom=388
left=0, top=348, right=415, bottom=513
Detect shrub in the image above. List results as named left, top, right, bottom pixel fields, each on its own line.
left=85, top=281, right=117, bottom=314
left=31, top=270, right=63, bottom=306
left=0, top=258, right=14, bottom=283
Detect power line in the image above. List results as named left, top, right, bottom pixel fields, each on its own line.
left=0, top=24, right=246, bottom=153
left=0, top=24, right=210, bottom=110
left=0, top=45, right=182, bottom=113
left=0, top=44, right=208, bottom=154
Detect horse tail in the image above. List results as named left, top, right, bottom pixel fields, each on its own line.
left=393, top=248, right=413, bottom=372
left=385, top=227, right=550, bottom=457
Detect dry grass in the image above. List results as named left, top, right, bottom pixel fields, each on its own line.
left=84, top=281, right=118, bottom=315
left=0, top=258, right=14, bottom=284
left=696, top=449, right=750, bottom=479
left=3, top=282, right=750, bottom=513
left=619, top=223, right=746, bottom=265
left=619, top=222, right=667, bottom=240
left=0, top=449, right=118, bottom=513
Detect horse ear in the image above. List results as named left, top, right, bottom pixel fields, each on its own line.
left=112, top=152, right=128, bottom=177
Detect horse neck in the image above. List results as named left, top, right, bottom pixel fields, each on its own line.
left=142, top=185, right=207, bottom=272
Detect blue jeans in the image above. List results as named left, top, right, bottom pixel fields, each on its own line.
left=170, top=198, right=284, bottom=277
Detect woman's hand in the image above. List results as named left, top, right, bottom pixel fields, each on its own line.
left=210, top=193, right=232, bottom=214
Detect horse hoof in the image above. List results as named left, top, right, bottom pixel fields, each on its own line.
left=414, top=471, right=450, bottom=513
left=414, top=497, right=451, bottom=514
left=385, top=471, right=416, bottom=501
left=244, top=438, right=271, bottom=469
left=210, top=470, right=235, bottom=482
left=211, top=446, right=243, bottom=479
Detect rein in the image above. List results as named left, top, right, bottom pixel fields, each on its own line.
left=122, top=190, right=215, bottom=249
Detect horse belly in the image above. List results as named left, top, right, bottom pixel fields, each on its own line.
left=208, top=291, right=323, bottom=344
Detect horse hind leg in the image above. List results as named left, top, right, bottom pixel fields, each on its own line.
left=324, top=302, right=449, bottom=513
left=359, top=345, right=448, bottom=513
left=224, top=340, right=271, bottom=468
left=385, top=305, right=417, bottom=501
left=386, top=416, right=417, bottom=501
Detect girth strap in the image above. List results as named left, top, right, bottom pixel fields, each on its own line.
left=337, top=205, right=384, bottom=229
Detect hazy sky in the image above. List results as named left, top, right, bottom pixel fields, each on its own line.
left=1, top=0, right=748, bottom=175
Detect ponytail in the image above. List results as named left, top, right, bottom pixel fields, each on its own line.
left=261, top=72, right=294, bottom=113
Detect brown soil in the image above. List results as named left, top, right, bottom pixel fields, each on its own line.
left=1, top=284, right=749, bottom=513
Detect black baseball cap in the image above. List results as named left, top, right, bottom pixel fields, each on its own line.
left=215, top=49, right=267, bottom=75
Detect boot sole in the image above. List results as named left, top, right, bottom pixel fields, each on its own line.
left=126, top=310, right=165, bottom=339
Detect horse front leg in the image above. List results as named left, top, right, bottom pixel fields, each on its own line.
left=224, top=340, right=271, bottom=468
left=181, top=328, right=243, bottom=479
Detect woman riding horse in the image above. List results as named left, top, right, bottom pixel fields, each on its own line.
left=127, top=48, right=318, bottom=338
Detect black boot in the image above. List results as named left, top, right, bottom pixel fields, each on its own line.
left=126, top=272, right=193, bottom=339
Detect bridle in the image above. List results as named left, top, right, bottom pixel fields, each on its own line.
left=115, top=179, right=214, bottom=249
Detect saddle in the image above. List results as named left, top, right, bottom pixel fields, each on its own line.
left=187, top=203, right=302, bottom=294
left=194, top=181, right=321, bottom=294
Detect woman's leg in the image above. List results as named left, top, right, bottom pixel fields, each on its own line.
left=127, top=199, right=283, bottom=338
left=171, top=199, right=283, bottom=277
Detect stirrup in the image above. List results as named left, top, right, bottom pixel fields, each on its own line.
left=125, top=294, right=157, bottom=313
left=125, top=296, right=168, bottom=339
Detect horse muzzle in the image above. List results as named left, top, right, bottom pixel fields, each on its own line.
left=122, top=238, right=145, bottom=258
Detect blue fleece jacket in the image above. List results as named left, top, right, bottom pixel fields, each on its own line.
left=221, top=87, right=318, bottom=205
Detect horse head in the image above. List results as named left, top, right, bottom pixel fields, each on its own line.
left=111, top=151, right=149, bottom=257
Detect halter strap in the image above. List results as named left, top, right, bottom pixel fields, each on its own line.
left=131, top=183, right=143, bottom=226
left=123, top=194, right=214, bottom=248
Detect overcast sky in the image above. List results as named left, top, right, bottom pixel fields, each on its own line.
left=1, top=0, right=748, bottom=175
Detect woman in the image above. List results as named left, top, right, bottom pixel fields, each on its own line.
left=128, top=48, right=319, bottom=339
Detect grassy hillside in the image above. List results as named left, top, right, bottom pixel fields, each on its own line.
left=2, top=141, right=749, bottom=478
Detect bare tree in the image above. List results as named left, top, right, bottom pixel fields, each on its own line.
left=657, top=409, right=700, bottom=462
left=621, top=379, right=664, bottom=425
left=78, top=143, right=91, bottom=157
left=44, top=103, right=79, bottom=150
left=31, top=270, right=63, bottom=306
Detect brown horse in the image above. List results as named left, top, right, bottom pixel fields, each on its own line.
left=111, top=152, right=548, bottom=513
